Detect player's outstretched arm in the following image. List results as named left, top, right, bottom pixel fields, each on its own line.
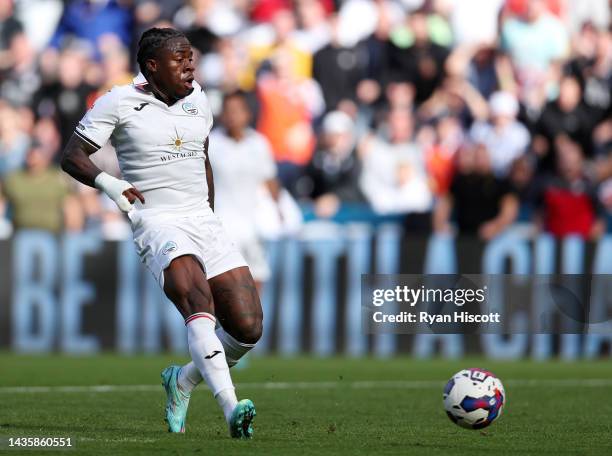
left=61, top=134, right=145, bottom=212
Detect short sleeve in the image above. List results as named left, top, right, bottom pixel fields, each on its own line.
left=75, top=89, right=120, bottom=149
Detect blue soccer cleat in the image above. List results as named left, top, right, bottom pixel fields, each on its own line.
left=228, top=399, right=256, bottom=439
left=161, top=365, right=191, bottom=433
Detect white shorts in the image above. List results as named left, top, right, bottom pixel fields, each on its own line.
left=238, top=239, right=271, bottom=282
left=130, top=211, right=248, bottom=288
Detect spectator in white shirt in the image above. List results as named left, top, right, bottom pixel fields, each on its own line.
left=470, top=91, right=530, bottom=177
left=359, top=107, right=433, bottom=215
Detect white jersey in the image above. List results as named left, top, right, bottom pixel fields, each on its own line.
left=207, top=127, right=276, bottom=242
left=76, top=73, right=214, bottom=216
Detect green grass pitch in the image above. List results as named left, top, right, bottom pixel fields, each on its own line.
left=0, top=354, right=611, bottom=455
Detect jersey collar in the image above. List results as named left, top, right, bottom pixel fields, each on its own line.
left=133, top=72, right=150, bottom=92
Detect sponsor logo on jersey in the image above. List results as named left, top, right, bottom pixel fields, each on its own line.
left=134, top=102, right=149, bottom=111
left=182, top=102, right=198, bottom=115
left=162, top=241, right=178, bottom=255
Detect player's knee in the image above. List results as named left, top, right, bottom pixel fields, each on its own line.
left=235, top=314, right=263, bottom=345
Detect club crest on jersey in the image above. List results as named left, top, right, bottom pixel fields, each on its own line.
left=182, top=102, right=198, bottom=115
left=162, top=241, right=178, bottom=255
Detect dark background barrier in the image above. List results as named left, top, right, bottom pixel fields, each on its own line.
left=1, top=227, right=611, bottom=359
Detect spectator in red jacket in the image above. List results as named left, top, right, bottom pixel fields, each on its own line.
left=537, top=136, right=606, bottom=239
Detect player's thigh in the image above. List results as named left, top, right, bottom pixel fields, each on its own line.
left=163, top=255, right=214, bottom=319
left=208, top=266, right=263, bottom=336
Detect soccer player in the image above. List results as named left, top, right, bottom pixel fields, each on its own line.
left=208, top=91, right=280, bottom=293
left=60, top=28, right=262, bottom=439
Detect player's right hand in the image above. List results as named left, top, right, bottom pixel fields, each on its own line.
left=122, top=187, right=145, bottom=208
left=94, top=171, right=145, bottom=213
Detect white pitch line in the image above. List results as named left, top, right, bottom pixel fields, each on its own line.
left=0, top=378, right=611, bottom=394
left=80, top=437, right=157, bottom=444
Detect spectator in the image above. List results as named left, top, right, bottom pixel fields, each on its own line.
left=0, top=101, right=29, bottom=176
left=386, top=9, right=450, bottom=105
left=360, top=107, right=432, bottom=215
left=208, top=91, right=281, bottom=291
left=92, top=43, right=132, bottom=98
left=534, top=73, right=595, bottom=169
left=256, top=47, right=324, bottom=192
left=0, top=0, right=607, bottom=239
left=501, top=0, right=569, bottom=74
left=250, top=0, right=292, bottom=23
left=32, top=46, right=94, bottom=149
left=1, top=145, right=82, bottom=233
left=446, top=45, right=514, bottom=100
left=48, top=0, right=133, bottom=60
left=134, top=0, right=183, bottom=43
left=174, top=0, right=223, bottom=54
left=0, top=0, right=22, bottom=63
left=245, top=7, right=312, bottom=90
left=312, top=15, right=368, bottom=112
left=418, top=75, right=489, bottom=127
left=421, top=114, right=464, bottom=196
left=537, top=136, right=606, bottom=239
left=470, top=91, right=530, bottom=177
left=197, top=36, right=250, bottom=96
left=352, top=0, right=397, bottom=111
left=293, top=0, right=332, bottom=54
left=433, top=144, right=519, bottom=240
left=0, top=32, right=41, bottom=106
left=569, top=25, right=612, bottom=129
left=303, top=110, right=364, bottom=218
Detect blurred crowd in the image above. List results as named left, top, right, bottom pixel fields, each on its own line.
left=0, top=0, right=610, bottom=242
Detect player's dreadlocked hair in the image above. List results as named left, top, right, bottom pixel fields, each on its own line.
left=137, top=28, right=187, bottom=76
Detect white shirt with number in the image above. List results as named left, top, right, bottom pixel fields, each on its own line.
left=75, top=72, right=214, bottom=217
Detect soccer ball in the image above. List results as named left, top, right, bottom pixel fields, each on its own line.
left=443, top=368, right=505, bottom=429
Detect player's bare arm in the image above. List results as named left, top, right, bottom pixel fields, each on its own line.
left=60, top=134, right=145, bottom=211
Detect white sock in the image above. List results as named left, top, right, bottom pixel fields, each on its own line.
left=177, top=324, right=257, bottom=394
left=185, top=313, right=238, bottom=419
left=215, top=326, right=257, bottom=367
left=177, top=362, right=202, bottom=394
left=178, top=362, right=237, bottom=423
left=218, top=389, right=239, bottom=423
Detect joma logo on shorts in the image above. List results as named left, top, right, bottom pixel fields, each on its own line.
left=162, top=241, right=177, bottom=255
